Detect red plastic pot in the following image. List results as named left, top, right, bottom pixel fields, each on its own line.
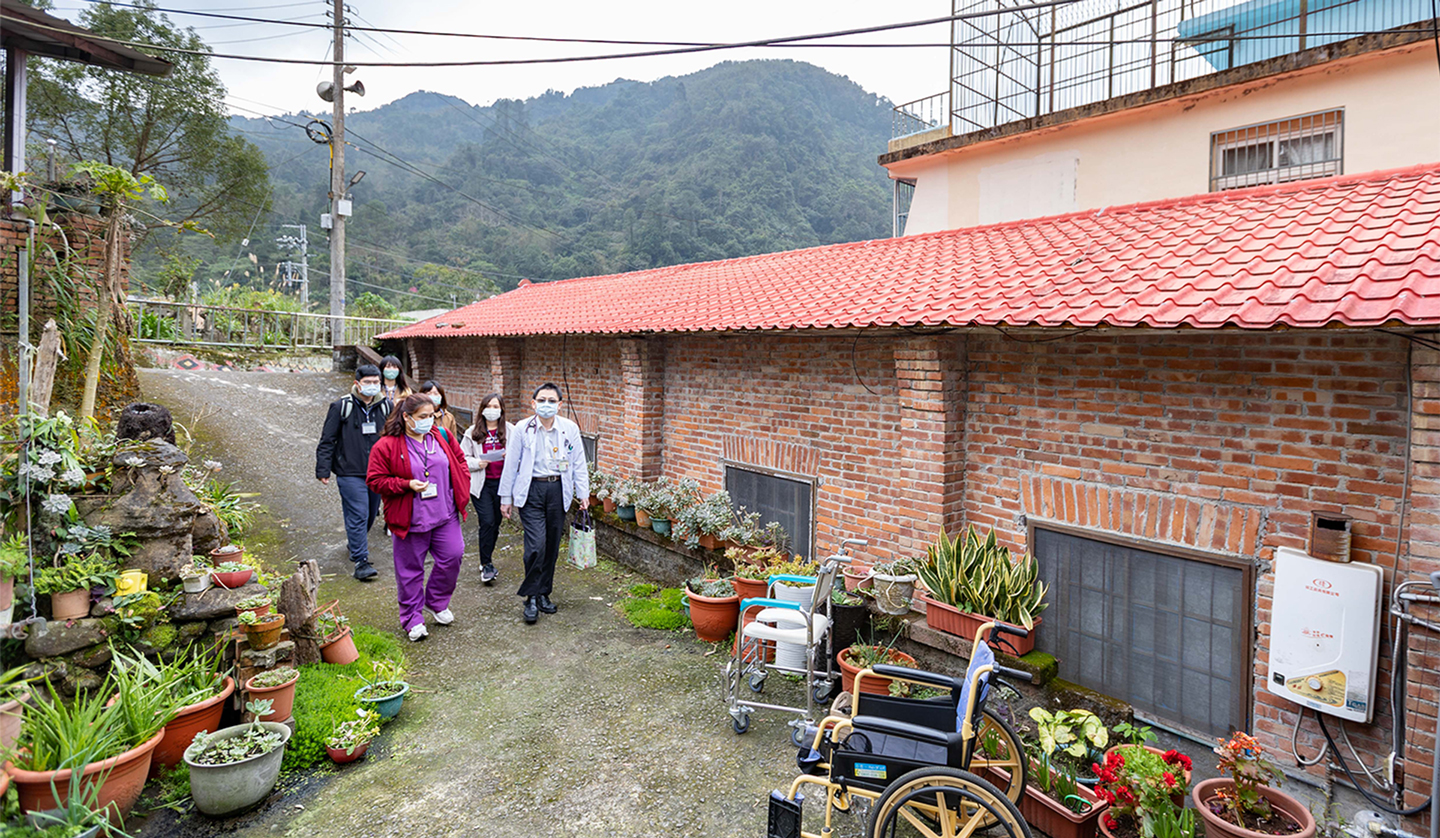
left=918, top=594, right=1039, bottom=655
left=5, top=729, right=164, bottom=819
left=327, top=742, right=369, bottom=764
left=321, top=626, right=360, bottom=665
left=837, top=648, right=917, bottom=696
left=211, top=568, right=254, bottom=589
left=245, top=670, right=300, bottom=722
left=151, top=675, right=235, bottom=775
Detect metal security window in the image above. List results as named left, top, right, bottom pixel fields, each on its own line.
left=725, top=465, right=813, bottom=559
left=580, top=435, right=598, bottom=469
left=1032, top=525, right=1252, bottom=738
left=1211, top=110, right=1343, bottom=191
left=894, top=179, right=916, bottom=238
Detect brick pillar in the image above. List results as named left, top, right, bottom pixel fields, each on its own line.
left=894, top=335, right=967, bottom=558
left=487, top=338, right=524, bottom=409
left=1404, top=344, right=1440, bottom=824
left=406, top=338, right=435, bottom=382
left=617, top=338, right=665, bottom=481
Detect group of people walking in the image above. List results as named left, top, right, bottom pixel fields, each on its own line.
left=314, top=356, right=591, bottom=640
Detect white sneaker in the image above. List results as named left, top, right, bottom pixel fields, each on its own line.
left=433, top=609, right=454, bottom=625
left=407, top=623, right=428, bottom=642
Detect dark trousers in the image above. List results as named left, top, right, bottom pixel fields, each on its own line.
left=471, top=476, right=501, bottom=567
left=335, top=475, right=380, bottom=565
left=517, top=479, right=565, bottom=598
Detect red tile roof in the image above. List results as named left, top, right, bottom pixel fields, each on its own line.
left=381, top=164, right=1440, bottom=340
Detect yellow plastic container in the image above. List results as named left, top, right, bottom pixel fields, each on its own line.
left=115, top=569, right=148, bottom=597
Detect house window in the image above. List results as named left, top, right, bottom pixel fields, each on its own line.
left=894, top=179, right=916, bottom=237
left=580, top=435, right=598, bottom=469
left=725, top=465, right=813, bottom=559
left=1210, top=110, right=1342, bottom=191
left=1032, top=526, right=1252, bottom=738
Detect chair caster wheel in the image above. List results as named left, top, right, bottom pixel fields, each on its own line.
left=733, top=714, right=751, bottom=734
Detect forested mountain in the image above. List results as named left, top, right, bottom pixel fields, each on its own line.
left=225, top=59, right=896, bottom=310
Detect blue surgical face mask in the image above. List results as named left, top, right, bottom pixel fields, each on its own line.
left=535, top=402, right=558, bottom=419
left=428, top=394, right=443, bottom=407
left=359, top=383, right=381, bottom=398
left=411, top=416, right=434, bottom=435
left=383, top=368, right=400, bottom=380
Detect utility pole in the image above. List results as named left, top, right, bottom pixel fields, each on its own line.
left=278, top=224, right=309, bottom=311
left=328, top=0, right=347, bottom=355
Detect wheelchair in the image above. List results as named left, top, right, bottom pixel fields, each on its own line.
left=766, top=621, right=1035, bottom=838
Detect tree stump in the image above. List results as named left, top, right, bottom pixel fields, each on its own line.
left=278, top=560, right=323, bottom=666
left=29, top=319, right=61, bottom=415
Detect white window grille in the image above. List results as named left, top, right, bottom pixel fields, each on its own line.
left=1210, top=109, right=1343, bottom=191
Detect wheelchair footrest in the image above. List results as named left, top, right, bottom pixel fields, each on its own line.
left=767, top=790, right=804, bottom=838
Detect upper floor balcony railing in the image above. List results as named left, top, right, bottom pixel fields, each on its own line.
left=892, top=0, right=1438, bottom=142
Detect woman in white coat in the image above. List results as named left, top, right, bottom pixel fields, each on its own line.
left=460, top=393, right=511, bottom=585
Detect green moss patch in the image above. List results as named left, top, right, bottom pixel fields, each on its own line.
left=283, top=625, right=404, bottom=770
left=617, top=585, right=688, bottom=631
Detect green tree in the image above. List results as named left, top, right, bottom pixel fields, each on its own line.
left=26, top=0, right=272, bottom=243
left=347, top=292, right=398, bottom=319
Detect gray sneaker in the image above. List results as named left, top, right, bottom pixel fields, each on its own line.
left=480, top=565, right=497, bottom=585
left=354, top=561, right=378, bottom=581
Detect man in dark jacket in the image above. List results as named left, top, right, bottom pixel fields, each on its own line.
left=316, top=364, right=390, bottom=580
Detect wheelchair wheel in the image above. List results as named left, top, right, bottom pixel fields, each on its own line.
left=867, top=767, right=1033, bottom=838
left=749, top=673, right=766, bottom=693
left=967, top=709, right=1028, bottom=807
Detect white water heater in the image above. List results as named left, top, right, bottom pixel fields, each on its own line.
left=1267, top=547, right=1383, bottom=722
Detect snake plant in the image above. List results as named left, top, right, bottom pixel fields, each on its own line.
left=916, top=526, right=1049, bottom=629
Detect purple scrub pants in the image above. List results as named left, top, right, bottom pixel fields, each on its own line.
left=392, top=515, right=464, bottom=631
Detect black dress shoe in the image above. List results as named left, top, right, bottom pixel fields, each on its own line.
left=353, top=561, right=378, bottom=581
left=522, top=597, right=538, bottom=624
left=536, top=595, right=558, bottom=614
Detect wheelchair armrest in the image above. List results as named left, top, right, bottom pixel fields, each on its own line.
left=767, top=574, right=817, bottom=587
left=871, top=664, right=962, bottom=693
left=851, top=715, right=960, bottom=749
left=740, top=597, right=801, bottom=613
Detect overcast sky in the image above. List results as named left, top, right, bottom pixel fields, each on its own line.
left=49, top=0, right=955, bottom=116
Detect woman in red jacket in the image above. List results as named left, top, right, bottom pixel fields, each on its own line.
left=366, top=394, right=470, bottom=641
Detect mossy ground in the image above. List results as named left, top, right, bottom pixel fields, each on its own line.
left=617, top=583, right=689, bottom=631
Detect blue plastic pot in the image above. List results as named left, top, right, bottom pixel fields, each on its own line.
left=356, top=682, right=409, bottom=720
left=651, top=518, right=672, bottom=537
left=617, top=505, right=636, bottom=521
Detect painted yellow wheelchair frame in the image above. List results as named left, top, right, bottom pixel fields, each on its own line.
left=778, top=622, right=1031, bottom=838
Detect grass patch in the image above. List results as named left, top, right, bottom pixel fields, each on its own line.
left=284, top=625, right=404, bottom=770
left=618, top=584, right=688, bottom=631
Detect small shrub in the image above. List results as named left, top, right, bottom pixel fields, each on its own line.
left=618, top=586, right=688, bottom=631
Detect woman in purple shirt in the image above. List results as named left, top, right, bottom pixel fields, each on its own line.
left=366, top=394, right=470, bottom=641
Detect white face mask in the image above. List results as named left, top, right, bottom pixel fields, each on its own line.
left=428, top=394, right=443, bottom=407
left=358, top=383, right=381, bottom=398
left=411, top=416, right=434, bottom=435
left=482, top=407, right=502, bottom=422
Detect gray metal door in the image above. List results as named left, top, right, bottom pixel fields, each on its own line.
left=1033, top=527, right=1251, bottom=737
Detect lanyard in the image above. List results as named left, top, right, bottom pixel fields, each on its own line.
left=411, top=434, right=438, bottom=479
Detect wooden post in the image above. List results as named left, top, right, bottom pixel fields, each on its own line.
left=29, top=319, right=61, bottom=416
left=278, top=559, right=323, bottom=666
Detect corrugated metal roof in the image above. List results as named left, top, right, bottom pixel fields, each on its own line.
left=382, top=163, right=1440, bottom=340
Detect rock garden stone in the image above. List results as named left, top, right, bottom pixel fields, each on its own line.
left=90, top=441, right=203, bottom=579
left=171, top=582, right=268, bottom=622
left=24, top=618, right=109, bottom=658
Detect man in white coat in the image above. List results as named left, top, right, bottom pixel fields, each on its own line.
left=499, top=382, right=590, bottom=624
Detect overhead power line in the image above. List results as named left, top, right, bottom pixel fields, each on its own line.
left=10, top=0, right=1081, bottom=67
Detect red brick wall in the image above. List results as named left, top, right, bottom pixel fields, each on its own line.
left=411, top=325, right=1437, bottom=812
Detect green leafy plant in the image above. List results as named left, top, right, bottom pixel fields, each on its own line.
left=188, top=699, right=284, bottom=766
left=318, top=611, right=350, bottom=640
left=1211, top=731, right=1284, bottom=826
left=189, top=473, right=260, bottom=535
left=1095, top=744, right=1193, bottom=837
left=327, top=707, right=382, bottom=756
left=1029, top=707, right=1109, bottom=759
left=355, top=659, right=407, bottom=701
left=916, top=525, right=1048, bottom=629
left=235, top=591, right=273, bottom=611
left=1031, top=752, right=1093, bottom=814
left=0, top=533, right=29, bottom=580
left=675, top=489, right=733, bottom=549
left=107, top=647, right=186, bottom=744
left=842, top=631, right=909, bottom=669
left=686, top=575, right=736, bottom=598
left=33, top=554, right=116, bottom=595
left=1151, top=803, right=1198, bottom=838
left=767, top=557, right=819, bottom=586
left=211, top=560, right=251, bottom=573
left=831, top=586, right=865, bottom=607
left=726, top=543, right=789, bottom=578
left=1113, top=720, right=1156, bottom=747
left=13, top=678, right=129, bottom=772
left=284, top=625, right=402, bottom=770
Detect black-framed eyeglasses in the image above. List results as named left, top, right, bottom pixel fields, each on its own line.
left=535, top=398, right=560, bottom=404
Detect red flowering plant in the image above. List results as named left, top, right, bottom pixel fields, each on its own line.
left=1210, top=732, right=1286, bottom=826
left=1093, top=746, right=1193, bottom=837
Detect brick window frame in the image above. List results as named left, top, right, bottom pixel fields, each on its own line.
left=723, top=461, right=816, bottom=559
left=1027, top=518, right=1256, bottom=740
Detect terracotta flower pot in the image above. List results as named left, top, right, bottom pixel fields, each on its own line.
left=918, top=594, right=1039, bottom=655
left=327, top=742, right=369, bottom=764
left=685, top=588, right=740, bottom=643
left=5, top=729, right=164, bottom=819
left=321, top=626, right=360, bottom=665
left=699, top=534, right=719, bottom=550
left=50, top=589, right=90, bottom=622
left=985, top=764, right=1108, bottom=838
left=235, top=603, right=271, bottom=620
left=635, top=508, right=652, bottom=528
left=245, top=670, right=300, bottom=722
left=732, top=576, right=768, bottom=602
left=837, top=648, right=917, bottom=696
left=210, top=546, right=246, bottom=563
left=211, top=568, right=254, bottom=589
left=1, top=692, right=30, bottom=753
left=1192, top=778, right=1316, bottom=838
left=242, top=613, right=285, bottom=651
left=152, top=676, right=235, bottom=775
left=842, top=566, right=873, bottom=592
left=602, top=498, right=618, bottom=514
left=0, top=575, right=13, bottom=612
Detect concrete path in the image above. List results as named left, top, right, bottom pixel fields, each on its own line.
left=136, top=369, right=837, bottom=838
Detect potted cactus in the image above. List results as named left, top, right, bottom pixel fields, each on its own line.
left=915, top=526, right=1047, bottom=654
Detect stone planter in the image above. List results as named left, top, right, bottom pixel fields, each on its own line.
left=50, top=589, right=90, bottom=622
left=184, top=721, right=292, bottom=817
left=1192, top=778, right=1316, bottom=838
left=871, top=572, right=916, bottom=616
left=6, top=729, right=164, bottom=818
left=245, top=670, right=299, bottom=722
left=152, top=676, right=235, bottom=774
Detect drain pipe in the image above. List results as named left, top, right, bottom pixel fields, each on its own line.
left=17, top=217, right=34, bottom=413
